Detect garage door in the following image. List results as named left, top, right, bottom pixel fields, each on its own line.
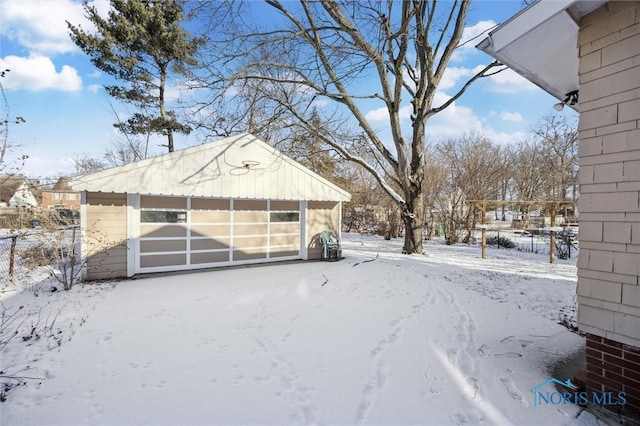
left=137, top=196, right=300, bottom=273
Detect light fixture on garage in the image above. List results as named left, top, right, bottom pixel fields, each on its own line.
left=553, top=90, right=579, bottom=111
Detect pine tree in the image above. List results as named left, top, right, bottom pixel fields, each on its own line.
left=68, top=0, right=203, bottom=152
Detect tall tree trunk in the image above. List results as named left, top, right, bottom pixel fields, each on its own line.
left=402, top=192, right=425, bottom=254
left=159, top=65, right=174, bottom=153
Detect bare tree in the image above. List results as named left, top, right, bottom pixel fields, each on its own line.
left=437, top=133, right=506, bottom=242
left=198, top=0, right=503, bottom=254
left=511, top=138, right=547, bottom=227
left=534, top=115, right=579, bottom=213
left=0, top=70, right=27, bottom=183
left=422, top=146, right=447, bottom=239
left=73, top=154, right=107, bottom=175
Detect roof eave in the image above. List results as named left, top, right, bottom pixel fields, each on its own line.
left=475, top=0, right=607, bottom=111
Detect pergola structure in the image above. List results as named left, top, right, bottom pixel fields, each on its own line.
left=467, top=200, right=575, bottom=264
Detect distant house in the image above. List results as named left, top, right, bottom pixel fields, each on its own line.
left=478, top=0, right=640, bottom=420
left=0, top=176, right=39, bottom=208
left=41, top=177, right=80, bottom=210
left=9, top=182, right=39, bottom=208
left=71, top=133, right=351, bottom=280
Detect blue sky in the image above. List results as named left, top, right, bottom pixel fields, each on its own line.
left=0, top=0, right=578, bottom=179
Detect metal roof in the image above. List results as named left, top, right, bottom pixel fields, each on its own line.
left=476, top=0, right=607, bottom=110
left=71, top=133, right=351, bottom=202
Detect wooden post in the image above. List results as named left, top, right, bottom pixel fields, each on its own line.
left=480, top=203, right=487, bottom=259
left=8, top=235, right=17, bottom=279
left=549, top=204, right=556, bottom=264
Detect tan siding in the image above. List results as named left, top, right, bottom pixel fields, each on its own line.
left=85, top=192, right=127, bottom=280
left=306, top=201, right=340, bottom=259
left=577, top=0, right=640, bottom=347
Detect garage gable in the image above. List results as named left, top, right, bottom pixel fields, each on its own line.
left=71, top=133, right=350, bottom=202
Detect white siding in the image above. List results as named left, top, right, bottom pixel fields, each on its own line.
left=72, top=134, right=350, bottom=202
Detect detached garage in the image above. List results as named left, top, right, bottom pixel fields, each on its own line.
left=71, top=133, right=350, bottom=280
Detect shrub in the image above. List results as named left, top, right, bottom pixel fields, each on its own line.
left=486, top=235, right=516, bottom=248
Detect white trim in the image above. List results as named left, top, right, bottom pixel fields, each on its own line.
left=186, top=197, right=192, bottom=266
left=139, top=236, right=191, bottom=241
left=478, top=0, right=574, bottom=54
left=229, top=199, right=234, bottom=262
left=140, top=250, right=186, bottom=256
left=266, top=199, right=271, bottom=259
left=70, top=134, right=351, bottom=202
left=338, top=201, right=343, bottom=239
left=300, top=200, right=308, bottom=260
left=126, top=193, right=139, bottom=277
left=138, top=255, right=301, bottom=274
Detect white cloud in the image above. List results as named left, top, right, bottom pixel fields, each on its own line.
left=499, top=111, right=523, bottom=122
left=424, top=92, right=526, bottom=144
left=475, top=66, right=539, bottom=94
left=88, top=84, right=103, bottom=94
left=364, top=105, right=412, bottom=123
left=452, top=20, right=498, bottom=62
left=0, top=55, right=82, bottom=92
left=364, top=92, right=528, bottom=146
left=19, top=154, right=76, bottom=178
left=440, top=67, right=474, bottom=90
left=0, top=0, right=89, bottom=55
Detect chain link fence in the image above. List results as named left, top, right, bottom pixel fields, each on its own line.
left=0, top=227, right=80, bottom=290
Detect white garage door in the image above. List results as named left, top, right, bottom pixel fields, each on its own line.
left=136, top=196, right=301, bottom=273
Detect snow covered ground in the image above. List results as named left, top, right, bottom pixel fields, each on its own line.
left=1, top=233, right=605, bottom=425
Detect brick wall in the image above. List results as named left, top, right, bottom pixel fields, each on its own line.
left=586, top=333, right=640, bottom=417
left=577, top=0, right=640, bottom=347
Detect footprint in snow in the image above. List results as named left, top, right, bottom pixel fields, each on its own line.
left=477, top=344, right=491, bottom=357
left=492, top=352, right=523, bottom=358
left=499, top=376, right=527, bottom=405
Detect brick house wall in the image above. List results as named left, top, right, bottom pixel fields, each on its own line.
left=577, top=1, right=640, bottom=418
left=41, top=190, right=81, bottom=210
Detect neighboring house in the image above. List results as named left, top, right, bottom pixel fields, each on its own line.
left=8, top=181, right=39, bottom=208
left=0, top=176, right=39, bottom=207
left=41, top=177, right=80, bottom=210
left=71, top=133, right=351, bottom=280
left=478, top=0, right=639, bottom=420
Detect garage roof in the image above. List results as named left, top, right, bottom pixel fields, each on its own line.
left=475, top=0, right=606, bottom=110
left=71, top=133, right=351, bottom=202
